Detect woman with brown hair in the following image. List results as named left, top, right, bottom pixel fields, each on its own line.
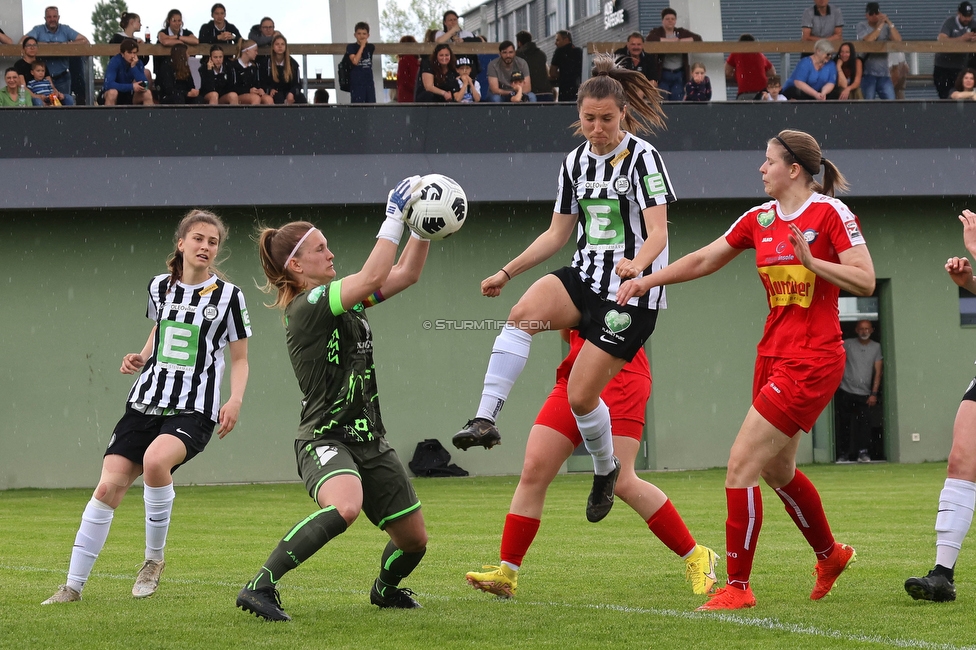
left=156, top=42, right=199, bottom=104
left=417, top=42, right=460, bottom=102
left=453, top=54, right=672, bottom=525
left=617, top=129, right=875, bottom=610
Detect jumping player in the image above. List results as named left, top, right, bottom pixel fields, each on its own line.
left=42, top=210, right=252, bottom=604
left=617, top=129, right=875, bottom=610
left=465, top=329, right=718, bottom=598
left=237, top=178, right=430, bottom=621
left=905, top=208, right=976, bottom=603
left=453, top=53, right=673, bottom=524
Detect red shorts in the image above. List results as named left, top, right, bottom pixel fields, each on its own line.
left=534, top=374, right=650, bottom=446
left=752, top=354, right=844, bottom=436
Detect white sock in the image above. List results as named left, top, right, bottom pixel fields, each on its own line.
left=66, top=498, right=115, bottom=592
left=935, top=478, right=976, bottom=569
left=501, top=561, right=520, bottom=572
left=144, top=483, right=176, bottom=562
left=574, top=399, right=615, bottom=475
left=475, top=326, right=532, bottom=422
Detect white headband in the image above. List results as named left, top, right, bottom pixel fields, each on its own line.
left=284, top=227, right=317, bottom=269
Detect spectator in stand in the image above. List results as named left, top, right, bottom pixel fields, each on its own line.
left=829, top=41, right=863, bottom=100
left=455, top=56, right=481, bottom=103
left=615, top=32, right=658, bottom=86
left=26, top=6, right=89, bottom=100
left=156, top=9, right=198, bottom=89
left=233, top=39, right=272, bottom=104
left=347, top=22, right=376, bottom=104
left=0, top=29, right=12, bottom=45
left=103, top=38, right=153, bottom=106
left=761, top=74, right=787, bottom=101
left=801, top=0, right=844, bottom=46
left=15, top=38, right=47, bottom=98
left=396, top=36, right=420, bottom=103
left=646, top=7, right=702, bottom=101
left=200, top=44, right=239, bottom=104
left=516, top=31, right=554, bottom=101
left=856, top=2, right=900, bottom=100
left=266, top=33, right=304, bottom=104
left=783, top=39, right=836, bottom=100
left=934, top=2, right=976, bottom=99
left=549, top=30, right=582, bottom=102
left=199, top=3, right=241, bottom=68
left=725, top=34, right=775, bottom=100
left=27, top=61, right=66, bottom=106
left=417, top=42, right=459, bottom=102
left=110, top=13, right=150, bottom=68
left=487, top=40, right=536, bottom=102
left=889, top=52, right=909, bottom=100
left=313, top=88, right=329, bottom=103
left=684, top=62, right=711, bottom=101
left=248, top=17, right=275, bottom=47
left=157, top=42, right=199, bottom=104
left=951, top=68, right=976, bottom=99
left=435, top=10, right=473, bottom=44
left=0, top=68, right=27, bottom=106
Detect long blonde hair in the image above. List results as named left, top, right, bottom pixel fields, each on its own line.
left=257, top=221, right=316, bottom=309
left=769, top=129, right=849, bottom=196
left=270, top=32, right=293, bottom=83
left=573, top=53, right=666, bottom=135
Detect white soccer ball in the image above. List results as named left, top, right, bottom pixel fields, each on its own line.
left=404, top=173, right=467, bottom=241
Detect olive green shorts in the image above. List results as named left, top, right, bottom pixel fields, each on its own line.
left=294, top=436, right=420, bottom=530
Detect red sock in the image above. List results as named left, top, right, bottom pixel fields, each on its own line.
left=726, top=486, right=763, bottom=591
left=646, top=499, right=696, bottom=557
left=773, top=469, right=835, bottom=560
left=499, top=513, right=541, bottom=567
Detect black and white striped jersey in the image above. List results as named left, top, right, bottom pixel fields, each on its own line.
left=554, top=133, right=676, bottom=309
left=127, top=273, right=252, bottom=421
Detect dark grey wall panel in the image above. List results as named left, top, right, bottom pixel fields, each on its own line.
left=1, top=102, right=973, bottom=209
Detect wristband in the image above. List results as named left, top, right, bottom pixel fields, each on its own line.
left=500, top=268, right=512, bottom=280
left=377, top=214, right=404, bottom=245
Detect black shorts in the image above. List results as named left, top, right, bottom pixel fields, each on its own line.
left=105, top=405, right=215, bottom=472
left=295, top=436, right=421, bottom=530
left=551, top=266, right=658, bottom=361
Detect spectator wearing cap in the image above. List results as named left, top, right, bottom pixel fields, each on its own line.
left=516, top=30, right=553, bottom=101
left=801, top=0, right=844, bottom=46
left=725, top=34, right=775, bottom=100
left=487, top=40, right=536, bottom=102
left=856, top=2, right=901, bottom=100
left=934, top=2, right=976, bottom=99
left=549, top=30, right=582, bottom=102
left=455, top=56, right=481, bottom=102
left=615, top=32, right=659, bottom=86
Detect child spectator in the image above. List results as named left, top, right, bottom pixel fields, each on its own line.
left=347, top=22, right=376, bottom=103
left=761, top=74, right=787, bottom=101
left=27, top=60, right=65, bottom=105
left=684, top=62, right=711, bottom=101
left=265, top=32, right=304, bottom=104
left=200, top=44, right=238, bottom=104
left=396, top=35, right=420, bottom=103
left=455, top=56, right=481, bottom=102
left=102, top=38, right=153, bottom=106
left=233, top=40, right=273, bottom=104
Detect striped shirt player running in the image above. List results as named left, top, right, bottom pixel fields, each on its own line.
left=236, top=177, right=431, bottom=621
left=617, top=129, right=876, bottom=610
left=42, top=210, right=252, bottom=605
left=453, top=53, right=674, bottom=524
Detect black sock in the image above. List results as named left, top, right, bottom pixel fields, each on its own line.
left=933, top=564, right=955, bottom=582
left=249, top=507, right=348, bottom=590
left=375, top=539, right=426, bottom=593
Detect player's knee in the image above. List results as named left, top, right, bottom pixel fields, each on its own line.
left=759, top=459, right=795, bottom=487
left=93, top=479, right=126, bottom=508
left=333, top=503, right=361, bottom=526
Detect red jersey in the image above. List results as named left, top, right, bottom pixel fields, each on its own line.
left=724, top=193, right=866, bottom=358
left=556, top=330, right=650, bottom=383
left=725, top=52, right=774, bottom=95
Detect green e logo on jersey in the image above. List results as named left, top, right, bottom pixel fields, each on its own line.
left=580, top=198, right=625, bottom=249
left=157, top=320, right=200, bottom=369
left=643, top=173, right=667, bottom=198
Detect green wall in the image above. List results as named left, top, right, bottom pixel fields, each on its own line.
left=1, top=197, right=972, bottom=489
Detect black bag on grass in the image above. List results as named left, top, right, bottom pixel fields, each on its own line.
left=408, top=439, right=468, bottom=477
